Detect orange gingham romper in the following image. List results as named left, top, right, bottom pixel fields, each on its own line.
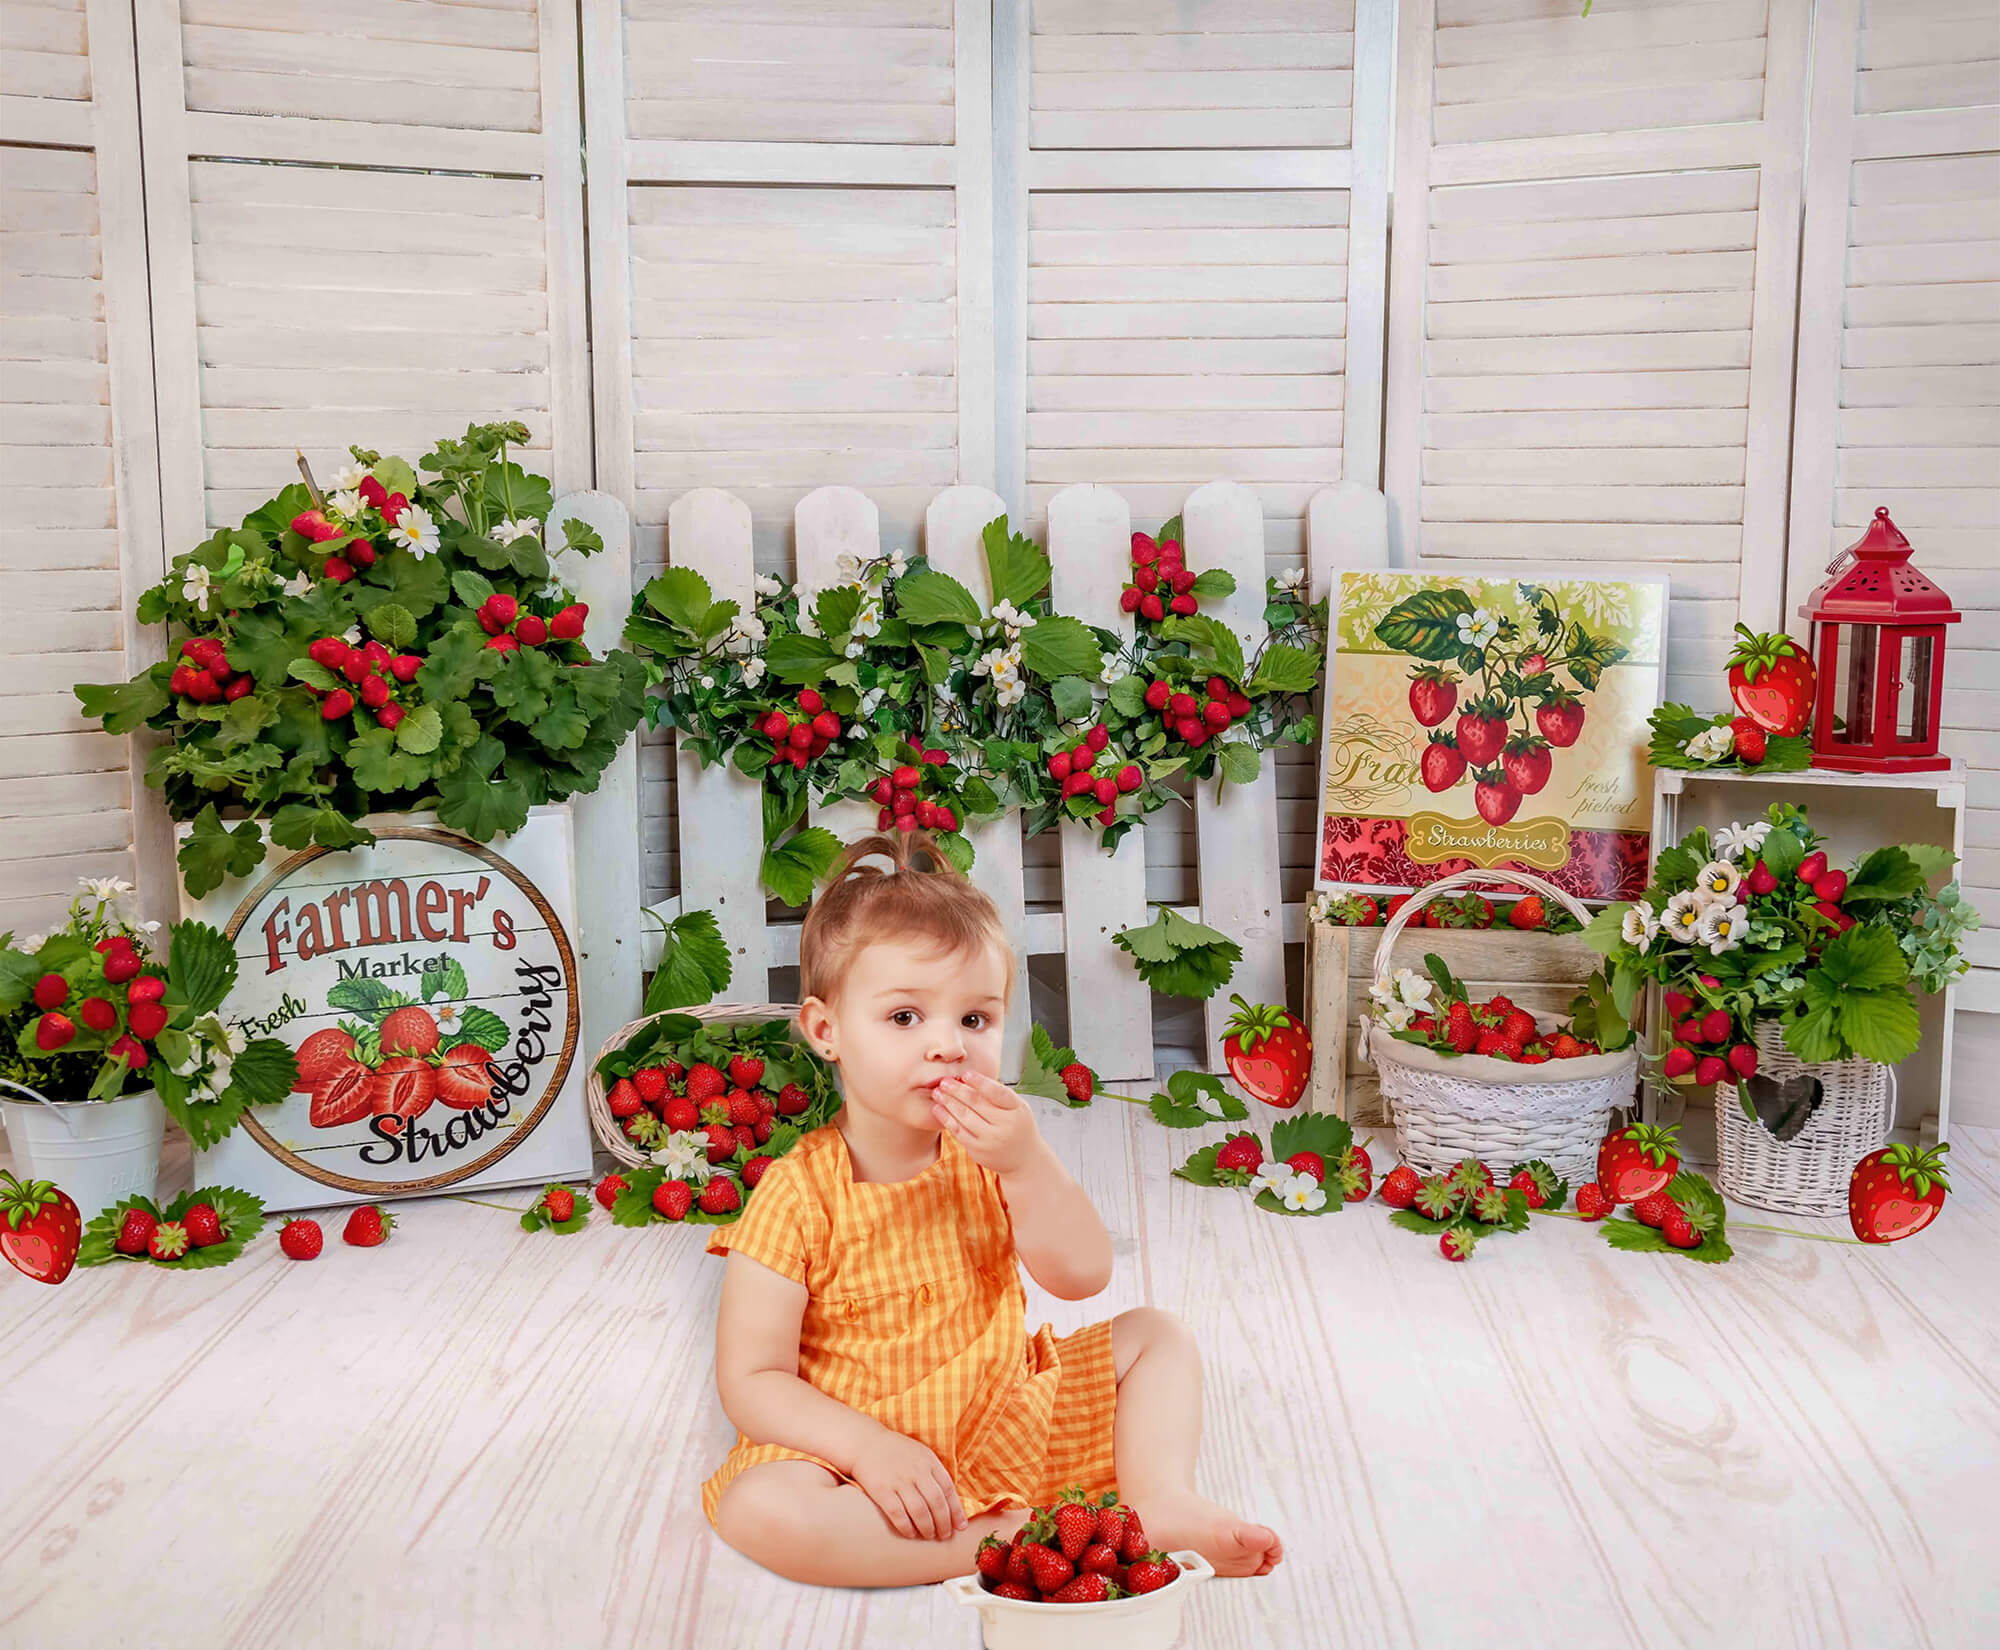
left=701, top=1121, right=1119, bottom=1531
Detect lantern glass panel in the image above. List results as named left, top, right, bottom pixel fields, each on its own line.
left=1828, top=625, right=1879, bottom=746
left=1897, top=632, right=1935, bottom=744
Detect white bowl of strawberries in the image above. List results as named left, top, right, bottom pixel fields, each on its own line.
left=943, top=1494, right=1213, bottom=1650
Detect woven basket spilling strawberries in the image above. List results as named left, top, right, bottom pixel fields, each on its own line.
left=584, top=1004, right=840, bottom=1220
left=1359, top=870, right=1638, bottom=1187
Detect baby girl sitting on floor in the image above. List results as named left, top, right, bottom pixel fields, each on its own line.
left=702, top=830, right=1283, bottom=1588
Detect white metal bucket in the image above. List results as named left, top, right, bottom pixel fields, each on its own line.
left=0, top=1082, right=164, bottom=1220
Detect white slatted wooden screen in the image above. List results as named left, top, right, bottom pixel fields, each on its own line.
left=1386, top=0, right=1810, bottom=707
left=1788, top=0, right=2000, bottom=1005
left=0, top=0, right=167, bottom=934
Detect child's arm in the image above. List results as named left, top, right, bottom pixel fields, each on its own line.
left=715, top=1251, right=968, bottom=1541
left=934, top=1073, right=1114, bottom=1300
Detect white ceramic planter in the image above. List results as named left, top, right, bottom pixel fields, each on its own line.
left=0, top=1081, right=164, bottom=1220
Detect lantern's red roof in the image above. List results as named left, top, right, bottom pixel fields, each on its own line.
left=1800, top=507, right=1961, bottom=624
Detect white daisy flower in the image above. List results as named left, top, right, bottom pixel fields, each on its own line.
left=1714, top=821, right=1770, bottom=862
left=725, top=613, right=767, bottom=655
left=329, top=463, right=367, bottom=493
left=739, top=655, right=767, bottom=689
left=1282, top=1173, right=1328, bottom=1213
left=1683, top=723, right=1734, bottom=764
left=1620, top=903, right=1659, bottom=954
left=1694, top=860, right=1742, bottom=903
left=181, top=562, right=214, bottom=612
left=1695, top=901, right=1750, bottom=955
left=753, top=573, right=783, bottom=599
left=1661, top=890, right=1708, bottom=944
left=494, top=518, right=540, bottom=544
left=329, top=489, right=363, bottom=520
left=389, top=503, right=440, bottom=559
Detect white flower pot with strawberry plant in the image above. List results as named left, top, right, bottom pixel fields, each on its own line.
left=1582, top=801, right=1978, bottom=1215
left=0, top=879, right=297, bottom=1218
left=1359, top=870, right=1639, bottom=1187
left=72, top=421, right=652, bottom=902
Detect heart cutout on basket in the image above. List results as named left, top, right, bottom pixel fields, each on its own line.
left=1740, top=1071, right=1824, bottom=1142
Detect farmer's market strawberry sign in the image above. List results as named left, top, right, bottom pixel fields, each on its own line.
left=185, top=809, right=592, bottom=1211
left=1314, top=572, right=1668, bottom=902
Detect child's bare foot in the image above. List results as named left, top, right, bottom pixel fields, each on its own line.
left=1135, top=1489, right=1283, bottom=1578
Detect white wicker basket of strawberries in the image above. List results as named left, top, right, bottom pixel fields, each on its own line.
left=1360, top=870, right=1639, bottom=1187
left=944, top=1488, right=1213, bottom=1650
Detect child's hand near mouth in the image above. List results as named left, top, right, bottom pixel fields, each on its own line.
left=931, top=1073, right=1041, bottom=1177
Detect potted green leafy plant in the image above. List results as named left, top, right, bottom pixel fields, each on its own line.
left=1, top=878, right=297, bottom=1218
left=74, top=421, right=651, bottom=899
left=1583, top=802, right=1977, bottom=1213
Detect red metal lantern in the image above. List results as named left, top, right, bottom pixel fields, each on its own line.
left=1799, top=507, right=1960, bottom=773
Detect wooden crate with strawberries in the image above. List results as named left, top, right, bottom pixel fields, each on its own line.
left=1305, top=890, right=1606, bottom=1123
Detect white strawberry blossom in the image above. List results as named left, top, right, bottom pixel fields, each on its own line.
left=753, top=573, right=784, bottom=599
left=1621, top=902, right=1660, bottom=953
left=84, top=876, right=136, bottom=901
left=852, top=596, right=883, bottom=638
left=1281, top=1172, right=1328, bottom=1213
left=888, top=549, right=910, bottom=579
left=343, top=624, right=363, bottom=645
left=1694, top=860, right=1742, bottom=904
left=1276, top=566, right=1307, bottom=593
left=181, top=561, right=214, bottom=612
left=1696, top=901, right=1750, bottom=955
left=282, top=569, right=313, bottom=599
left=725, top=613, right=767, bottom=655
left=739, top=654, right=767, bottom=689
left=834, top=552, right=861, bottom=582
left=494, top=518, right=540, bottom=544
left=389, top=503, right=440, bottom=559
left=651, top=1130, right=712, bottom=1183
left=1661, top=890, right=1708, bottom=944
left=1683, top=723, right=1734, bottom=763
left=329, top=463, right=367, bottom=492
left=1455, top=607, right=1500, bottom=649
left=990, top=599, right=1036, bottom=640
left=1248, top=1160, right=1294, bottom=1197
left=329, top=488, right=363, bottom=520
left=1714, top=820, right=1770, bottom=862
left=1100, top=655, right=1129, bottom=686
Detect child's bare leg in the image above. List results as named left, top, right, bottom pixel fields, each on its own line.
left=714, top=1460, right=1032, bottom=1589
left=1109, top=1306, right=1284, bottom=1578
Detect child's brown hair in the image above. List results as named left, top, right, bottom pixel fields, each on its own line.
left=798, top=831, right=1012, bottom=1005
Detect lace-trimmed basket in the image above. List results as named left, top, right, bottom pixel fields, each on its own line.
left=1360, top=870, right=1638, bottom=1186
left=585, top=1001, right=804, bottom=1168
left=1713, top=1018, right=1895, bottom=1215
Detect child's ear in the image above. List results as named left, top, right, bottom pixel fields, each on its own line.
left=797, top=997, right=836, bottom=1061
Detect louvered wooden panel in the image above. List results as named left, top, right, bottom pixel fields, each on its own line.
left=624, top=0, right=953, bottom=144
left=1834, top=151, right=2000, bottom=930
left=1030, top=0, right=1354, bottom=150
left=1432, top=0, right=1769, bottom=146
left=0, top=144, right=136, bottom=930
left=188, top=159, right=555, bottom=527
left=1854, top=0, right=1999, bottom=116
left=1420, top=167, right=1759, bottom=702
left=1, top=0, right=90, bottom=101
left=631, top=183, right=958, bottom=576
left=1025, top=189, right=1348, bottom=566
left=177, top=0, right=543, bottom=132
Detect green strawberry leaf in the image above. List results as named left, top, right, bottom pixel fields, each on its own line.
left=435, top=734, right=529, bottom=840
left=168, top=920, right=238, bottom=1017
left=269, top=800, right=373, bottom=853
left=1270, top=1112, right=1354, bottom=1164
left=77, top=1193, right=163, bottom=1266
left=982, top=515, right=1051, bottom=611
left=1018, top=616, right=1103, bottom=682
left=612, top=1165, right=668, bottom=1227
left=1172, top=1142, right=1227, bottom=1186
left=422, top=957, right=471, bottom=1003
left=1147, top=1069, right=1244, bottom=1128
left=75, top=669, right=172, bottom=736
left=153, top=1184, right=266, bottom=1269
left=177, top=805, right=267, bottom=901
left=643, top=907, right=733, bottom=1013
left=448, top=1005, right=509, bottom=1053
left=895, top=570, right=984, bottom=627
left=760, top=827, right=842, bottom=907
left=1015, top=1022, right=1082, bottom=1106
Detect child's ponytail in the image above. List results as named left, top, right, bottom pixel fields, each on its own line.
left=799, top=831, right=1010, bottom=1004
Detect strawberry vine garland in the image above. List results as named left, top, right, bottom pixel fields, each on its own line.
left=1016, top=1024, right=1249, bottom=1129
left=73, top=421, right=652, bottom=899
left=1172, top=1113, right=1360, bottom=1216
left=621, top=513, right=1326, bottom=897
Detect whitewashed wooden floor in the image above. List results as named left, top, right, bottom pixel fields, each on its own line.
left=3, top=1104, right=1996, bottom=1650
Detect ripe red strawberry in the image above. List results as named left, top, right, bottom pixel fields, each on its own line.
left=1214, top=1132, right=1264, bottom=1182
left=702, top=1124, right=738, bottom=1164
left=114, top=1206, right=158, bottom=1255
left=991, top=1581, right=1037, bottom=1601
left=1502, top=737, right=1553, bottom=796
left=1379, top=1164, right=1421, bottom=1208
left=1439, top=1228, right=1477, bottom=1262
left=1407, top=666, right=1459, bottom=727
left=1726, top=624, right=1815, bottom=737
left=182, top=1202, right=224, bottom=1247
left=1421, top=738, right=1466, bottom=793
left=1633, top=1190, right=1680, bottom=1229
left=1285, top=1150, right=1326, bottom=1184
left=1536, top=688, right=1586, bottom=747
left=1663, top=1210, right=1701, bottom=1249
left=1059, top=1063, right=1094, bottom=1103
left=1848, top=1143, right=1950, bottom=1244
left=1117, top=1509, right=1150, bottom=1562
left=632, top=1067, right=668, bottom=1103
left=1455, top=707, right=1508, bottom=766
left=1221, top=996, right=1312, bottom=1108
left=976, top=1534, right=1011, bottom=1582
left=726, top=1091, right=762, bottom=1128
left=279, top=1216, right=323, bottom=1260
left=1444, top=1001, right=1479, bottom=1054
left=1507, top=1163, right=1556, bottom=1210
left=653, top=1179, right=695, bottom=1220
left=1414, top=1177, right=1458, bottom=1220
left=0, top=1174, right=82, bottom=1285
left=664, top=1095, right=701, bottom=1131
left=1546, top=1033, right=1584, bottom=1060
left=1050, top=1574, right=1117, bottom=1603
left=1695, top=1054, right=1729, bottom=1085
left=687, top=1063, right=727, bottom=1102
left=727, top=1054, right=764, bottom=1089
left=1498, top=1009, right=1537, bottom=1045
left=1124, top=1551, right=1180, bottom=1594
left=607, top=1077, right=643, bottom=1118
left=1023, top=1541, right=1074, bottom=1594
left=1079, top=1542, right=1120, bottom=1577
left=1597, top=1124, right=1681, bottom=1204
left=1092, top=1502, right=1130, bottom=1552
left=1053, top=1497, right=1098, bottom=1561
left=1727, top=1043, right=1759, bottom=1080
left=1508, top=894, right=1547, bottom=930
left=595, top=1173, right=628, bottom=1211
left=741, top=1155, right=773, bottom=1189
left=1474, top=776, right=1522, bottom=826
left=1574, top=1182, right=1611, bottom=1220
left=340, top=1203, right=392, bottom=1246
left=1730, top=717, right=1769, bottom=764
left=1662, top=1045, right=1698, bottom=1080
left=699, top=1176, right=742, bottom=1216
left=148, top=1221, right=190, bottom=1261
left=541, top=1186, right=577, bottom=1223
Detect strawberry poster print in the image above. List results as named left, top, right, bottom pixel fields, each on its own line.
left=1315, top=571, right=1668, bottom=902
left=184, top=807, right=592, bottom=1211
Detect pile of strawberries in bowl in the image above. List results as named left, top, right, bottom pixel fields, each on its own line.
left=973, top=1490, right=1182, bottom=1605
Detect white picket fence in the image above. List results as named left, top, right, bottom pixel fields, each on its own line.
left=549, top=477, right=1388, bottom=1084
